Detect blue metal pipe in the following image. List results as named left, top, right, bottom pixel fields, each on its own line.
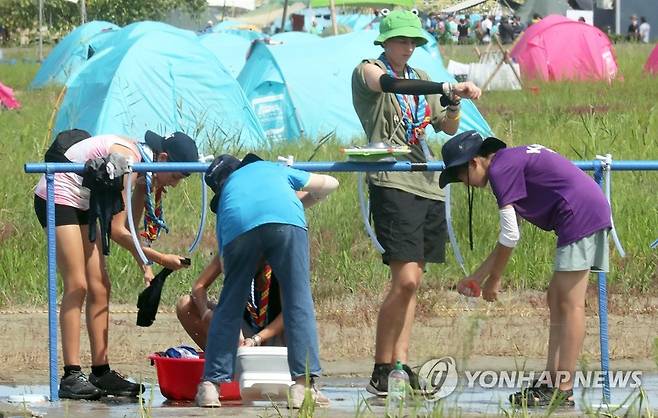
left=46, top=174, right=58, bottom=402
left=594, top=165, right=611, bottom=404
left=23, top=160, right=658, bottom=174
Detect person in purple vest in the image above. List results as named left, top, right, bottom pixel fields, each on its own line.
left=440, top=131, right=611, bottom=407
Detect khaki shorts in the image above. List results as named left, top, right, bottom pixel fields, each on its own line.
left=554, top=229, right=609, bottom=272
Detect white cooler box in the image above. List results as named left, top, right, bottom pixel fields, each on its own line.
left=235, top=346, right=293, bottom=400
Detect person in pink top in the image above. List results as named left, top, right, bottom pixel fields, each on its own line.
left=33, top=129, right=198, bottom=400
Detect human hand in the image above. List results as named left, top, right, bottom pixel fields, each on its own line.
left=241, top=337, right=256, bottom=347
left=159, top=254, right=190, bottom=271
left=481, top=275, right=501, bottom=302
left=143, top=265, right=155, bottom=286
left=453, top=81, right=482, bottom=100
left=457, top=277, right=482, bottom=298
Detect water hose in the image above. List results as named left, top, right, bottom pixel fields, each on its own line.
left=445, top=183, right=467, bottom=275
left=596, top=154, right=625, bottom=257
left=187, top=172, right=207, bottom=254
left=125, top=167, right=151, bottom=265
left=357, top=172, right=385, bottom=254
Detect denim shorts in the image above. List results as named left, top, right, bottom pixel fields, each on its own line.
left=554, top=229, right=609, bottom=273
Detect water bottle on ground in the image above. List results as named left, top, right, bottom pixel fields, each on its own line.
left=386, top=360, right=409, bottom=417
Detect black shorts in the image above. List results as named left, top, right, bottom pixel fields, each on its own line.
left=34, top=195, right=89, bottom=228
left=369, top=185, right=447, bottom=265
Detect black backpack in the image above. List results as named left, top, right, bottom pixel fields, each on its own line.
left=44, top=129, right=92, bottom=163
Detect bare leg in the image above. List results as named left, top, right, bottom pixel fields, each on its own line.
left=549, top=270, right=589, bottom=390
left=375, top=261, right=423, bottom=364
left=176, top=295, right=209, bottom=349
left=82, top=225, right=110, bottom=366
left=56, top=225, right=88, bottom=367
left=545, top=281, right=561, bottom=382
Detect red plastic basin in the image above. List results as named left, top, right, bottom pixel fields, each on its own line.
left=149, top=353, right=241, bottom=401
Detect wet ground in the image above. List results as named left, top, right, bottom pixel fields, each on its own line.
left=2, top=374, right=657, bottom=417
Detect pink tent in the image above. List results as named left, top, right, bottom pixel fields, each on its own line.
left=644, top=44, right=658, bottom=75
left=510, top=15, right=619, bottom=82
left=0, top=81, right=20, bottom=110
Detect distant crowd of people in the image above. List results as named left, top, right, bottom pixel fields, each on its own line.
left=628, top=15, right=651, bottom=43
left=422, top=12, right=534, bottom=45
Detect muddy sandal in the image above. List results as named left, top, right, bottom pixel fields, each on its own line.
left=509, top=385, right=575, bottom=407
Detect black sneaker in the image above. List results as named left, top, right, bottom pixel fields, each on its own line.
left=89, top=370, right=145, bottom=397
left=59, top=370, right=102, bottom=400
left=366, top=363, right=393, bottom=397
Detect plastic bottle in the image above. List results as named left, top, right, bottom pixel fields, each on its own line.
left=386, top=360, right=409, bottom=417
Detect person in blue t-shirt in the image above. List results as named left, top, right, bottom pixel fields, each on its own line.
left=195, top=154, right=339, bottom=409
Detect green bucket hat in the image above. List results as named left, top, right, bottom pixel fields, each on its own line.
left=375, top=10, right=428, bottom=47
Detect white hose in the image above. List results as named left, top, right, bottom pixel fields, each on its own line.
left=187, top=172, right=207, bottom=254
left=357, top=172, right=385, bottom=254
left=126, top=170, right=151, bottom=265
left=596, top=154, right=625, bottom=257
left=445, top=183, right=468, bottom=275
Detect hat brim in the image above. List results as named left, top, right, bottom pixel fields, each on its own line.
left=375, top=28, right=428, bottom=46
left=144, top=130, right=164, bottom=153
left=439, top=136, right=506, bottom=189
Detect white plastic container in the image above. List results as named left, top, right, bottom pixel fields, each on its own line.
left=235, top=346, right=293, bottom=401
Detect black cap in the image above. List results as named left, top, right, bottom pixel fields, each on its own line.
left=205, top=153, right=263, bottom=213
left=144, top=130, right=199, bottom=164
left=439, top=130, right=506, bottom=188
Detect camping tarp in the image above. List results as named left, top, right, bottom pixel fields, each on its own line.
left=31, top=21, right=119, bottom=89
left=55, top=26, right=266, bottom=148
left=644, top=44, right=658, bottom=75
left=516, top=0, right=571, bottom=24
left=237, top=30, right=491, bottom=143
left=0, top=81, right=20, bottom=109
left=199, top=32, right=253, bottom=78
left=510, top=15, right=618, bottom=82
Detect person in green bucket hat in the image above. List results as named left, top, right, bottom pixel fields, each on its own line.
left=351, top=9, right=482, bottom=397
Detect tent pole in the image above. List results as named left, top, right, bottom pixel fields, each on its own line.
left=614, top=0, right=620, bottom=35
left=280, top=0, right=289, bottom=32
left=80, top=0, right=87, bottom=24
left=38, top=0, right=43, bottom=61
left=330, top=0, right=338, bottom=35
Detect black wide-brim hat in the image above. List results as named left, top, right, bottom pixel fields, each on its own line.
left=439, top=130, right=507, bottom=188
left=206, top=153, right=263, bottom=213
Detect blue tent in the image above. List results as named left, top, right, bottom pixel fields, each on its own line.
left=199, top=32, right=252, bottom=78
left=31, top=21, right=119, bottom=88
left=237, top=30, right=490, bottom=142
left=55, top=27, right=266, bottom=149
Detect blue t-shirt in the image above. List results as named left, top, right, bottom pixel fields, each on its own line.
left=217, top=161, right=311, bottom=249
left=488, top=145, right=611, bottom=247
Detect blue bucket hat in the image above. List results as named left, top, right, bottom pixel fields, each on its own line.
left=439, top=130, right=506, bottom=188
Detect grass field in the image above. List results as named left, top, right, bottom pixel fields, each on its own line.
left=0, top=43, right=656, bottom=308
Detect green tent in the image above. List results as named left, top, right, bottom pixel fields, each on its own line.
left=310, top=0, right=414, bottom=8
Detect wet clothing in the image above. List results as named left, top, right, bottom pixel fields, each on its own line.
left=488, top=145, right=612, bottom=247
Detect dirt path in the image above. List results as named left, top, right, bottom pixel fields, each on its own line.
left=0, top=290, right=656, bottom=385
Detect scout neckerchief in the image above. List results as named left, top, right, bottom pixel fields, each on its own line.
left=136, top=143, right=169, bottom=243
left=246, top=264, right=272, bottom=328
left=379, top=53, right=432, bottom=145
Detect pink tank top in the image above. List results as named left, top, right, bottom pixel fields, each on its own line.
left=34, top=135, right=140, bottom=210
